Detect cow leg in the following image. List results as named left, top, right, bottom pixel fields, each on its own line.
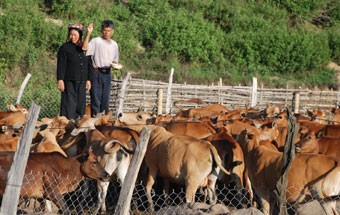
left=185, top=179, right=199, bottom=208
left=48, top=193, right=70, bottom=215
left=320, top=201, right=338, bottom=215
left=38, top=199, right=53, bottom=213
left=206, top=173, right=218, bottom=205
left=96, top=181, right=110, bottom=214
left=163, top=179, right=170, bottom=205
left=244, top=174, right=254, bottom=207
left=146, top=168, right=157, bottom=212
left=258, top=195, right=270, bottom=215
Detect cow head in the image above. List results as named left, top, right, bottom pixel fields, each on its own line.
left=79, top=150, right=110, bottom=182
left=117, top=111, right=152, bottom=125
left=295, top=131, right=318, bottom=153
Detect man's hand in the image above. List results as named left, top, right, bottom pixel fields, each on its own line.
left=86, top=80, right=91, bottom=91
left=57, top=80, right=65, bottom=92
left=87, top=22, right=94, bottom=34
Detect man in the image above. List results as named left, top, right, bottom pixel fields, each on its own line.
left=84, top=20, right=121, bottom=116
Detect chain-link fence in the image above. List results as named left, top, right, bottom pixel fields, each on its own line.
left=2, top=171, right=339, bottom=214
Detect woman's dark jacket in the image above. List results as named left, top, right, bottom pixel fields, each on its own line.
left=57, top=42, right=92, bottom=81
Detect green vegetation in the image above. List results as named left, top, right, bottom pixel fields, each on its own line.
left=0, top=0, right=340, bottom=115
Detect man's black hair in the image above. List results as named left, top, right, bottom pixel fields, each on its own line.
left=101, top=20, right=114, bottom=30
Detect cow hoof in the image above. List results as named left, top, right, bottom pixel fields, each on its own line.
left=187, top=202, right=195, bottom=209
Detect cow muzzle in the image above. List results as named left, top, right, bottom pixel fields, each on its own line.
left=101, top=172, right=111, bottom=182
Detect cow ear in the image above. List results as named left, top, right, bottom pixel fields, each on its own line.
left=271, top=121, right=277, bottom=128
left=38, top=124, right=48, bottom=131
left=104, top=140, right=121, bottom=153
left=7, top=104, right=17, bottom=112
left=231, top=160, right=243, bottom=168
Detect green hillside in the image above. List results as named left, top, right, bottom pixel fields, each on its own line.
left=1, top=0, right=340, bottom=91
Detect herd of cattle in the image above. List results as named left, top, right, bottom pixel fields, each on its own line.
left=0, top=102, right=340, bottom=214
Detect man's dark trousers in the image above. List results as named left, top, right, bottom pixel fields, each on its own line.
left=90, top=71, right=111, bottom=116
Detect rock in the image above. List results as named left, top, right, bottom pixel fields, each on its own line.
left=230, top=207, right=264, bottom=215
left=209, top=203, right=230, bottom=214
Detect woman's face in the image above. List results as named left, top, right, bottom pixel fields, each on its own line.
left=69, top=29, right=80, bottom=44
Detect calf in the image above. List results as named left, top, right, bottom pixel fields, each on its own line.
left=296, top=132, right=340, bottom=160
left=0, top=151, right=110, bottom=213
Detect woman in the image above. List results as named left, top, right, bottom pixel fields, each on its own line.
left=57, top=23, right=92, bottom=120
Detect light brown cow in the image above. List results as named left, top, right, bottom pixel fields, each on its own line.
left=0, top=151, right=110, bottom=213
left=0, top=136, right=20, bottom=151
left=0, top=104, right=28, bottom=127
left=307, top=108, right=327, bottom=124
left=124, top=125, right=230, bottom=210
left=164, top=121, right=217, bottom=139
left=30, top=131, right=68, bottom=157
left=174, top=104, right=228, bottom=120
left=117, top=111, right=153, bottom=126
left=237, top=129, right=340, bottom=215
left=330, top=107, right=340, bottom=125
left=205, top=127, right=253, bottom=206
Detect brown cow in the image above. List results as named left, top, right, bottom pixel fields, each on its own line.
left=307, top=108, right=327, bottom=124
left=164, top=121, right=217, bottom=139
left=205, top=127, right=253, bottom=207
left=174, top=103, right=228, bottom=120
left=330, top=107, right=340, bottom=124
left=143, top=126, right=230, bottom=210
left=237, top=129, right=340, bottom=215
left=30, top=131, right=68, bottom=157
left=296, top=132, right=340, bottom=160
left=0, top=151, right=110, bottom=213
left=0, top=104, right=28, bottom=127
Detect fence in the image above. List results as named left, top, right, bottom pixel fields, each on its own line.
left=1, top=173, right=339, bottom=215
left=1, top=70, right=340, bottom=118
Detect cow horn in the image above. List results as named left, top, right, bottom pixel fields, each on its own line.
left=104, top=140, right=121, bottom=153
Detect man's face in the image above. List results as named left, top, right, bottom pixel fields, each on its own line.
left=102, top=27, right=113, bottom=40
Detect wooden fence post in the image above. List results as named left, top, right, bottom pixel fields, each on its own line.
left=157, top=89, right=163, bottom=115
left=165, top=68, right=174, bottom=114
left=294, top=87, right=301, bottom=114
left=117, top=72, right=131, bottom=116
left=274, top=109, right=298, bottom=215
left=218, top=78, right=222, bottom=104
left=0, top=103, right=40, bottom=215
left=16, top=73, right=31, bottom=104
left=114, top=127, right=151, bottom=215
left=251, top=77, right=257, bottom=107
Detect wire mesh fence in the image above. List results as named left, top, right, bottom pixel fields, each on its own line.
left=2, top=171, right=339, bottom=215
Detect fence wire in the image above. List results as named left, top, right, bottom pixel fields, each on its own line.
left=1, top=171, right=339, bottom=214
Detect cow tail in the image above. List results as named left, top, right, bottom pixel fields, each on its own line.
left=209, top=145, right=230, bottom=175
